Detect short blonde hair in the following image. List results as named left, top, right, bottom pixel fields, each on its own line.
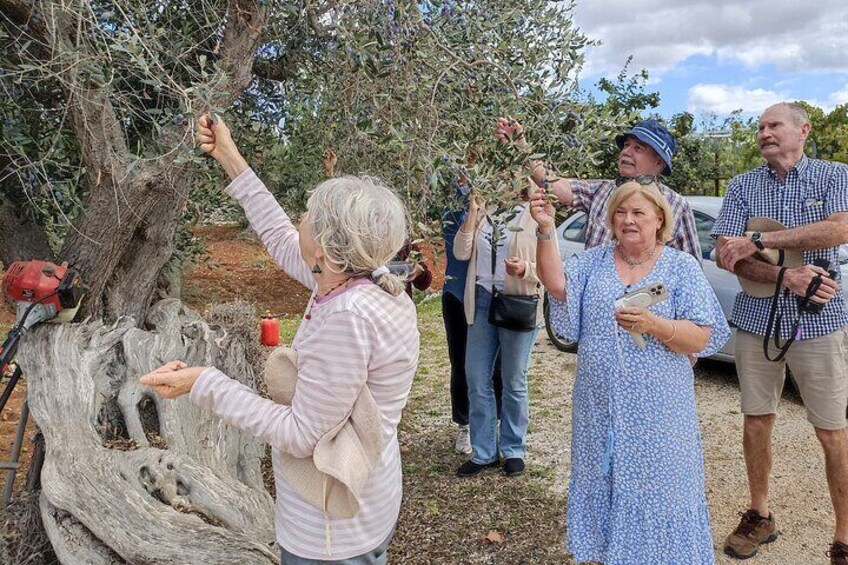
left=606, top=181, right=674, bottom=244
left=307, top=175, right=408, bottom=296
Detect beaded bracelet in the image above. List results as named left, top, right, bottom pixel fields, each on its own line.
left=661, top=320, right=678, bottom=343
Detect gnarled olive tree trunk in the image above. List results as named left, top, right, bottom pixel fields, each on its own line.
left=18, top=300, right=277, bottom=564
left=0, top=1, right=278, bottom=561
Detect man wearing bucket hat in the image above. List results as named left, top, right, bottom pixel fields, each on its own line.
left=494, top=117, right=701, bottom=261
left=711, top=102, right=848, bottom=563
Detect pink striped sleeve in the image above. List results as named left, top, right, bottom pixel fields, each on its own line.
left=189, top=310, right=373, bottom=458
left=226, top=168, right=315, bottom=290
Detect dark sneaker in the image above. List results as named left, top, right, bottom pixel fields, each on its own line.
left=503, top=458, right=525, bottom=477
left=456, top=459, right=499, bottom=478
left=827, top=541, right=848, bottom=565
left=723, top=510, right=778, bottom=559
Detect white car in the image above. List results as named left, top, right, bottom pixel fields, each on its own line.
left=544, top=196, right=848, bottom=362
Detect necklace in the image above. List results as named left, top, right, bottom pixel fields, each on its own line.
left=304, top=278, right=352, bottom=320
left=617, top=243, right=658, bottom=269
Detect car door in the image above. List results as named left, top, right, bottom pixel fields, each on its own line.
left=691, top=208, right=738, bottom=362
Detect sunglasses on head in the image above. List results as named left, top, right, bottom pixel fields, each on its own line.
left=615, top=175, right=658, bottom=187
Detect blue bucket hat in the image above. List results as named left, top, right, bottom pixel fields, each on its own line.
left=615, top=119, right=676, bottom=176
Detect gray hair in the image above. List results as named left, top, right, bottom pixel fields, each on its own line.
left=772, top=102, right=811, bottom=127
left=307, top=175, right=408, bottom=296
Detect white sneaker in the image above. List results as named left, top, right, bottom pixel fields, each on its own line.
left=455, top=425, right=472, bottom=455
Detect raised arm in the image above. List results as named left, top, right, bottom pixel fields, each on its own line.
left=453, top=193, right=482, bottom=261
left=197, top=114, right=248, bottom=180
left=197, top=114, right=315, bottom=289
left=529, top=186, right=565, bottom=300
left=494, top=117, right=575, bottom=207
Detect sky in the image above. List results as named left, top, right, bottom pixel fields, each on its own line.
left=571, top=0, right=848, bottom=124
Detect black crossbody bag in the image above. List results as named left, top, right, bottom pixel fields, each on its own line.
left=485, top=217, right=538, bottom=332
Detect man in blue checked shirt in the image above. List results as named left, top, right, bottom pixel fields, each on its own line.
left=712, top=102, right=848, bottom=564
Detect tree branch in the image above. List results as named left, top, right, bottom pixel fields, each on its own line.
left=216, top=0, right=272, bottom=103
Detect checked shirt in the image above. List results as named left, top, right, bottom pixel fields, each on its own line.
left=569, top=179, right=702, bottom=262
left=710, top=156, right=848, bottom=340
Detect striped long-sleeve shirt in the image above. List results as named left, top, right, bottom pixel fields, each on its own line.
left=190, top=168, right=420, bottom=560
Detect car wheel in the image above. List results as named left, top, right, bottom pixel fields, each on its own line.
left=543, top=292, right=577, bottom=353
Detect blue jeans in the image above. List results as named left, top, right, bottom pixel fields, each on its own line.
left=465, top=285, right=538, bottom=463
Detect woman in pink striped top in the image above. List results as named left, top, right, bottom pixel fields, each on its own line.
left=141, top=115, right=420, bottom=564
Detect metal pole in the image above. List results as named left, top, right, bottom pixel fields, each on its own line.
left=2, top=399, right=29, bottom=508
left=0, top=365, right=22, bottom=415
left=714, top=149, right=721, bottom=196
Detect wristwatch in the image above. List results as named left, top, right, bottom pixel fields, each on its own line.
left=749, top=231, right=765, bottom=250
left=536, top=228, right=554, bottom=241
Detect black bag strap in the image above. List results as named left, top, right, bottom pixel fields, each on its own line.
left=488, top=212, right=543, bottom=293
left=763, top=267, right=802, bottom=362
left=486, top=216, right=498, bottom=295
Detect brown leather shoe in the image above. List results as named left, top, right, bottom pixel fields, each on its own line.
left=723, top=509, right=778, bottom=559
left=828, top=541, right=848, bottom=565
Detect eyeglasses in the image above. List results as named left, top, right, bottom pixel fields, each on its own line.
left=615, top=175, right=658, bottom=187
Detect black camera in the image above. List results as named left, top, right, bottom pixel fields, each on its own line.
left=797, top=258, right=838, bottom=314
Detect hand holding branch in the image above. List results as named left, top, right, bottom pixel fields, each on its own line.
left=494, top=116, right=528, bottom=150
left=529, top=185, right=555, bottom=234
left=197, top=114, right=248, bottom=180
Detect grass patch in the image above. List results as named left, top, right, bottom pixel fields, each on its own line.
left=277, top=315, right=301, bottom=345
left=390, top=300, right=570, bottom=564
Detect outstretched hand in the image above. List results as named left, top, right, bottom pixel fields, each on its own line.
left=196, top=114, right=248, bottom=179
left=140, top=361, right=207, bottom=400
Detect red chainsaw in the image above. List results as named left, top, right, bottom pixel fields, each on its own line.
left=0, top=260, right=83, bottom=506
left=0, top=260, right=84, bottom=413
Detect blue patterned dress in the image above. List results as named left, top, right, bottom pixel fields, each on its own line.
left=549, top=244, right=730, bottom=565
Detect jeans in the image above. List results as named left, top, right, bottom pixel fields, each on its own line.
left=442, top=291, right=502, bottom=426
left=465, top=285, right=538, bottom=463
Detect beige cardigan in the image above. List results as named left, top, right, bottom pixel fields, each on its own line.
left=453, top=203, right=548, bottom=325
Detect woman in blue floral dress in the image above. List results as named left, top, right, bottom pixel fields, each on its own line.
left=531, top=180, right=730, bottom=564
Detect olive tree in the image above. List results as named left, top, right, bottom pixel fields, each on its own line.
left=0, top=1, right=638, bottom=562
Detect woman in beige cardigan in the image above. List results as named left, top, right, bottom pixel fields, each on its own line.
left=453, top=189, right=545, bottom=478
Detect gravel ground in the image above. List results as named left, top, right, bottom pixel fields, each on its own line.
left=528, top=335, right=836, bottom=565
left=394, top=302, right=836, bottom=564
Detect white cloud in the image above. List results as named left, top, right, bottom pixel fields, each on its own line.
left=573, top=0, right=848, bottom=77
left=686, top=84, right=785, bottom=114
left=829, top=84, right=848, bottom=108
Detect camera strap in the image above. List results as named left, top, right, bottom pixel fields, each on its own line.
left=762, top=267, right=802, bottom=362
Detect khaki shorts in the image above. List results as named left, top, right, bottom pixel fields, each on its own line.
left=735, top=328, right=848, bottom=430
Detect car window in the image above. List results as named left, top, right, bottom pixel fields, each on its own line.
left=694, top=211, right=716, bottom=260
left=563, top=213, right=588, bottom=243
